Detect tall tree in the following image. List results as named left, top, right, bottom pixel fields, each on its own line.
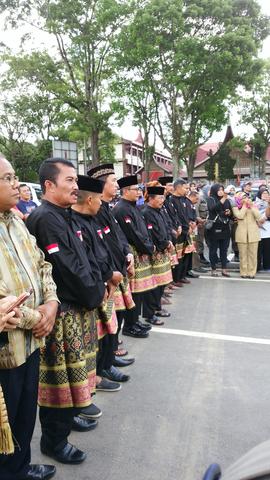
left=112, top=78, right=157, bottom=179
left=239, top=60, right=270, bottom=176
left=2, top=0, right=131, bottom=165
left=116, top=0, right=269, bottom=178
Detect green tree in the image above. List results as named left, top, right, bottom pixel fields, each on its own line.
left=239, top=60, right=270, bottom=176
left=2, top=0, right=131, bottom=165
left=111, top=79, right=157, bottom=179
left=116, top=0, right=269, bottom=178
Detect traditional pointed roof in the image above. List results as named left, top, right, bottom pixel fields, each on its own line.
left=223, top=125, right=234, bottom=144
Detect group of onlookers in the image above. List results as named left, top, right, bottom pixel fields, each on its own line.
left=1, top=152, right=270, bottom=480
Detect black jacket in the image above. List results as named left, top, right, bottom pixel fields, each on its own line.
left=72, top=210, right=114, bottom=283
left=113, top=198, right=154, bottom=256
left=171, top=195, right=190, bottom=241
left=94, top=201, right=130, bottom=275
left=142, top=205, right=170, bottom=252
left=26, top=200, right=105, bottom=309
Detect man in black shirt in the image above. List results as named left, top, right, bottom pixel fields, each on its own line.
left=27, top=159, right=105, bottom=465
left=113, top=175, right=155, bottom=331
left=72, top=175, right=134, bottom=387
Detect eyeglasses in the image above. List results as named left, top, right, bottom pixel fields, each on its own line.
left=129, top=187, right=141, bottom=191
left=0, top=174, right=19, bottom=186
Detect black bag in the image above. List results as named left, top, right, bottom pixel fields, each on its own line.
left=205, top=215, right=218, bottom=231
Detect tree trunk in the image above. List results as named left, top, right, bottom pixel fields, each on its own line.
left=187, top=152, right=196, bottom=180
left=91, top=128, right=100, bottom=166
left=171, top=147, right=180, bottom=179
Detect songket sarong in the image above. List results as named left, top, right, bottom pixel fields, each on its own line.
left=183, top=234, right=196, bottom=254
left=128, top=246, right=155, bottom=293
left=170, top=246, right=179, bottom=267
left=175, top=242, right=184, bottom=260
left=113, top=276, right=135, bottom=312
left=151, top=251, right=173, bottom=287
left=97, top=298, right=118, bottom=340
left=39, top=307, right=98, bottom=409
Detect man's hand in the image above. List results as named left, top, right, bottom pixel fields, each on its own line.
left=177, top=226, right=182, bottom=236
left=0, top=296, right=21, bottom=331
left=126, top=253, right=135, bottom=278
left=110, top=271, right=123, bottom=286
left=33, top=300, right=58, bottom=339
left=167, top=241, right=174, bottom=252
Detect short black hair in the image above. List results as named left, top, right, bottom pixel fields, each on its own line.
left=173, top=178, right=187, bottom=189
left=19, top=183, right=28, bottom=190
left=39, top=158, right=75, bottom=193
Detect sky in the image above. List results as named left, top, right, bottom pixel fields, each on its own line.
left=0, top=0, right=270, bottom=149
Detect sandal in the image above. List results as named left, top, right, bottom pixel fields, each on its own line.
left=222, top=271, right=230, bottom=278
left=114, top=349, right=128, bottom=357
left=155, top=310, right=171, bottom=318
left=145, top=316, right=164, bottom=326
left=211, top=271, right=219, bottom=277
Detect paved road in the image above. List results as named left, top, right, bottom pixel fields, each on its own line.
left=31, top=272, right=270, bottom=480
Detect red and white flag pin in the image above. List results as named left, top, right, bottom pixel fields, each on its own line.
left=103, top=226, right=110, bottom=234
left=97, top=229, right=103, bottom=239
left=45, top=243, right=60, bottom=254
left=124, top=216, right=131, bottom=223
left=147, top=224, right=153, bottom=230
left=76, top=230, right=83, bottom=241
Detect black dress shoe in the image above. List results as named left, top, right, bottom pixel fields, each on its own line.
left=135, top=320, right=152, bottom=331
left=25, top=464, right=56, bottom=480
left=122, top=325, right=149, bottom=338
left=113, top=356, right=135, bottom=367
left=40, top=442, right=86, bottom=465
left=186, top=271, right=199, bottom=279
left=102, top=365, right=130, bottom=382
left=72, top=416, right=98, bottom=432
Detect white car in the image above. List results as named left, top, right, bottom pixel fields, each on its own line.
left=20, top=182, right=42, bottom=206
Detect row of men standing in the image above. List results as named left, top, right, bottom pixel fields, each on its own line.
left=0, top=157, right=196, bottom=480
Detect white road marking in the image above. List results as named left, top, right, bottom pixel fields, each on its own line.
left=200, top=275, right=270, bottom=283
left=151, top=327, right=270, bottom=346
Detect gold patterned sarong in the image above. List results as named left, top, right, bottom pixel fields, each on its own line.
left=113, top=276, right=135, bottom=312
left=97, top=298, right=117, bottom=340
left=128, top=246, right=155, bottom=293
left=151, top=251, right=172, bottom=287
left=39, top=308, right=98, bottom=408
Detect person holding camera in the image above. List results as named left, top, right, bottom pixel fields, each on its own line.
left=206, top=183, right=232, bottom=277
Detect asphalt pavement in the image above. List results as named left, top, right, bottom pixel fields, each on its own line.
left=31, top=268, right=270, bottom=480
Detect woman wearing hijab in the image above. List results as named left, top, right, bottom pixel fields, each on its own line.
left=232, top=192, right=264, bottom=278
left=255, top=189, right=270, bottom=272
left=206, top=183, right=232, bottom=277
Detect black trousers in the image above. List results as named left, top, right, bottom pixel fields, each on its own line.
left=123, top=292, right=142, bottom=327
left=143, top=287, right=164, bottom=318
left=116, top=311, right=125, bottom=335
left=257, top=238, right=270, bottom=270
left=40, top=405, right=79, bottom=452
left=208, top=237, right=228, bottom=269
left=178, top=254, right=191, bottom=280
left=96, top=334, right=115, bottom=374
left=0, top=350, right=39, bottom=480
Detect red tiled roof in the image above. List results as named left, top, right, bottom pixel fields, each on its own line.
left=195, top=142, right=220, bottom=167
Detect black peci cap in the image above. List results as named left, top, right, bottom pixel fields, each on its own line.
left=118, top=175, right=138, bottom=189
left=146, top=186, right=165, bottom=195
left=158, top=176, right=173, bottom=185
left=77, top=175, right=104, bottom=193
left=87, top=163, right=115, bottom=179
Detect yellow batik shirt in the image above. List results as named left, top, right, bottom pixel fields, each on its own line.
left=0, top=211, right=58, bottom=369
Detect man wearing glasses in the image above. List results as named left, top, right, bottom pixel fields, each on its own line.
left=0, top=154, right=58, bottom=480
